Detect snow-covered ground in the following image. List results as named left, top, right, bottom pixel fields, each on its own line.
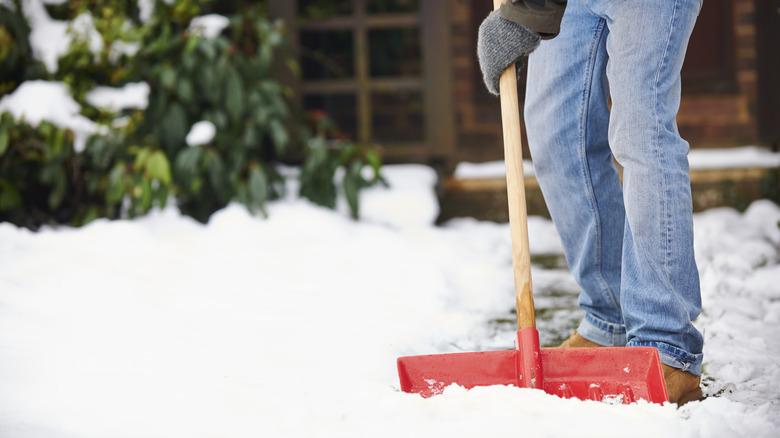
left=0, top=165, right=778, bottom=437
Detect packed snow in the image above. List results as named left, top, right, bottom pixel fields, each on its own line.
left=185, top=120, right=217, bottom=146
left=454, top=146, right=780, bottom=180
left=0, top=80, right=100, bottom=152
left=85, top=82, right=150, bottom=112
left=0, top=165, right=777, bottom=437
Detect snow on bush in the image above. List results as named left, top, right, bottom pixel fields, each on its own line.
left=85, top=82, right=150, bottom=112
left=0, top=80, right=99, bottom=151
left=188, top=14, right=230, bottom=39
left=185, top=120, right=216, bottom=146
left=21, top=0, right=70, bottom=72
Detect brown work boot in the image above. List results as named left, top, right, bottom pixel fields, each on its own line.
left=558, top=331, right=605, bottom=348
left=662, top=364, right=704, bottom=405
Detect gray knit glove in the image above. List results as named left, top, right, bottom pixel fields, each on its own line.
left=477, top=10, right=541, bottom=95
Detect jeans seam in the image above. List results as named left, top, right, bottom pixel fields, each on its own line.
left=579, top=18, right=619, bottom=311
left=653, top=0, right=680, bottom=277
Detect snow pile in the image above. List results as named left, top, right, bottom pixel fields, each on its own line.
left=0, top=165, right=778, bottom=437
left=185, top=120, right=216, bottom=146
left=0, top=81, right=99, bottom=151
left=188, top=14, right=230, bottom=39
left=86, top=82, right=150, bottom=112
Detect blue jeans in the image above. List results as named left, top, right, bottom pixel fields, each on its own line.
left=525, top=0, right=704, bottom=375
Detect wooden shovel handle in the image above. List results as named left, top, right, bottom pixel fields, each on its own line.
left=492, top=0, right=536, bottom=329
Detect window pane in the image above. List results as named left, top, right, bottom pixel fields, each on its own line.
left=367, top=0, right=419, bottom=14
left=368, top=28, right=421, bottom=77
left=300, top=30, right=354, bottom=80
left=303, top=94, right=358, bottom=140
left=298, top=0, right=353, bottom=19
left=371, top=91, right=424, bottom=143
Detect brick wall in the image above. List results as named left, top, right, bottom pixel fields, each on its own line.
left=677, top=0, right=759, bottom=147
left=449, top=0, right=504, bottom=164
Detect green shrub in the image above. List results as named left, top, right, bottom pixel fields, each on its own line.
left=0, top=113, right=174, bottom=229
left=299, top=114, right=383, bottom=219
left=0, top=0, right=384, bottom=229
left=128, top=3, right=290, bottom=221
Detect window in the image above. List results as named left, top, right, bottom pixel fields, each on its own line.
left=270, top=0, right=454, bottom=161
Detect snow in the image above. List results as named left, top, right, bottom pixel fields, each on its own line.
left=85, top=82, right=150, bottom=112
left=454, top=146, right=780, bottom=180
left=455, top=159, right=535, bottom=179
left=137, top=0, right=154, bottom=22
left=22, top=0, right=71, bottom=72
left=688, top=147, right=780, bottom=170
left=185, top=120, right=216, bottom=146
left=357, top=164, right=439, bottom=228
left=0, top=165, right=778, bottom=437
left=69, top=12, right=103, bottom=54
left=188, top=14, right=230, bottom=39
left=109, top=40, right=141, bottom=62
left=23, top=1, right=140, bottom=72
left=0, top=80, right=99, bottom=152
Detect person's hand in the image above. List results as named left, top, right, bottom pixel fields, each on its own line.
left=477, top=9, right=540, bottom=96
left=477, top=1, right=567, bottom=95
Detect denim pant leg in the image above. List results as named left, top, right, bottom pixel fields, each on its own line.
left=525, top=1, right=627, bottom=346
left=601, top=0, right=704, bottom=374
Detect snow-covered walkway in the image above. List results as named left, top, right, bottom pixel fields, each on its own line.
left=0, top=166, right=777, bottom=437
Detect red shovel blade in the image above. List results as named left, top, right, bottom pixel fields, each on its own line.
left=398, top=340, right=668, bottom=404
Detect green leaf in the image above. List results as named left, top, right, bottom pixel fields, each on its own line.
left=138, top=178, right=152, bottom=212
left=161, top=103, right=187, bottom=150
left=107, top=164, right=126, bottom=204
left=269, top=119, right=288, bottom=153
left=0, top=179, right=21, bottom=211
left=184, top=34, right=199, bottom=54
left=160, top=66, right=176, bottom=90
left=0, top=128, right=8, bottom=156
left=175, top=147, right=202, bottom=181
left=146, top=151, right=171, bottom=184
left=133, top=147, right=151, bottom=170
left=205, top=151, right=226, bottom=196
left=248, top=165, right=268, bottom=213
left=48, top=171, right=66, bottom=209
left=343, top=162, right=362, bottom=219
left=177, top=78, right=194, bottom=103
left=224, top=65, right=244, bottom=122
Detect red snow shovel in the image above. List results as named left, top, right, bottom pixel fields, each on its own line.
left=396, top=0, right=668, bottom=404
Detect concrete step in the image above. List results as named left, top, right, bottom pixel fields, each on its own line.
left=438, top=166, right=780, bottom=223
